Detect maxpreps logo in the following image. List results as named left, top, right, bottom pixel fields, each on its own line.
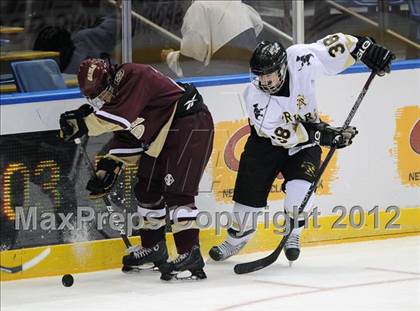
left=393, top=106, right=420, bottom=186
left=211, top=118, right=339, bottom=203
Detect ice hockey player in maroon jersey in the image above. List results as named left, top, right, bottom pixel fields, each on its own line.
left=59, top=58, right=214, bottom=280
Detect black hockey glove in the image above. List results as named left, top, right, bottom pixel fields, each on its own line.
left=86, top=157, right=124, bottom=199
left=302, top=122, right=358, bottom=149
left=59, top=104, right=94, bottom=141
left=351, top=36, right=395, bottom=76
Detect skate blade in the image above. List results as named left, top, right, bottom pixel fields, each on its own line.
left=160, top=269, right=207, bottom=281
left=122, top=263, right=160, bottom=273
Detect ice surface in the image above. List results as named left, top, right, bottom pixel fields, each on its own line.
left=1, top=236, right=419, bottom=311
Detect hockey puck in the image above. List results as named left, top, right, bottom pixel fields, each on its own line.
left=62, top=274, right=74, bottom=287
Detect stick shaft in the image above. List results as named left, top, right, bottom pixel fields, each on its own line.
left=76, top=137, right=132, bottom=248
left=297, top=71, right=376, bottom=217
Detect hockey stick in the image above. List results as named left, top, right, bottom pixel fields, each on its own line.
left=69, top=138, right=112, bottom=240
left=75, top=137, right=132, bottom=248
left=0, top=248, right=51, bottom=274
left=234, top=70, right=377, bottom=274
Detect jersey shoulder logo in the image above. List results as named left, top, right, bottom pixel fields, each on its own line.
left=130, top=117, right=145, bottom=139
left=114, top=69, right=125, bottom=85
left=184, top=94, right=198, bottom=111
left=253, top=103, right=264, bottom=120
left=296, top=53, right=314, bottom=71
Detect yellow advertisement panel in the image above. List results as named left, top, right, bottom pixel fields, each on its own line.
left=394, top=106, right=420, bottom=187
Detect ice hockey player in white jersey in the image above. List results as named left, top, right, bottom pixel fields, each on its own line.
left=209, top=33, right=395, bottom=263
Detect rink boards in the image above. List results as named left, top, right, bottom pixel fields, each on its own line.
left=1, top=60, right=419, bottom=280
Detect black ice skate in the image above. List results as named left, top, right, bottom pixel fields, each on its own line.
left=159, top=245, right=207, bottom=281
left=284, top=230, right=300, bottom=266
left=122, top=240, right=168, bottom=273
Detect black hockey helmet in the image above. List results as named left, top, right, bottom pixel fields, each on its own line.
left=250, top=41, right=287, bottom=94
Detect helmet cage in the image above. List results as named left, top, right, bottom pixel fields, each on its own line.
left=251, top=60, right=287, bottom=94
left=86, top=85, right=114, bottom=110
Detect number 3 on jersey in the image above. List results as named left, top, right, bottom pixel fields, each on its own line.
left=323, top=34, right=345, bottom=57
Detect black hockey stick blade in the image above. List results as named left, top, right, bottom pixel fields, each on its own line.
left=234, top=231, right=290, bottom=274
left=234, top=71, right=377, bottom=274
left=0, top=248, right=51, bottom=274
left=0, top=265, right=22, bottom=274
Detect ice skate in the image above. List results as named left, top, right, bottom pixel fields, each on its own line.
left=159, top=245, right=206, bottom=281
left=209, top=240, right=248, bottom=261
left=284, top=229, right=300, bottom=266
left=209, top=228, right=253, bottom=261
left=122, top=239, right=168, bottom=273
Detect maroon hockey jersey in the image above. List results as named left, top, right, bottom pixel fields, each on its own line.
left=85, top=63, right=186, bottom=160
left=97, top=63, right=184, bottom=141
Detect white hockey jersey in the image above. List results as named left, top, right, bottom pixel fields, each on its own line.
left=243, top=33, right=358, bottom=153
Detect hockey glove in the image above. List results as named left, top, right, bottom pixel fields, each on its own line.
left=86, top=157, right=124, bottom=199
left=302, top=122, right=358, bottom=149
left=351, top=36, right=395, bottom=76
left=59, top=104, right=94, bottom=141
